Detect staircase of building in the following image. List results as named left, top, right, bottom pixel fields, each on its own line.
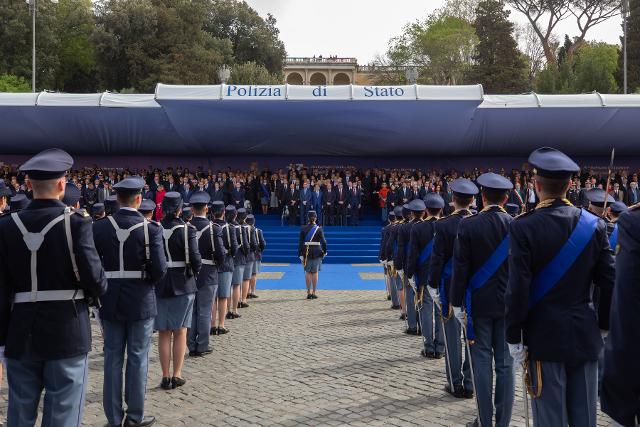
left=255, top=212, right=382, bottom=264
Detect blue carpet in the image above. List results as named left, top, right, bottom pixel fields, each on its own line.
left=256, top=263, right=385, bottom=290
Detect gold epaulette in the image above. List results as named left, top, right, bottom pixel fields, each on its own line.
left=480, top=205, right=507, bottom=214
left=535, top=198, right=573, bottom=210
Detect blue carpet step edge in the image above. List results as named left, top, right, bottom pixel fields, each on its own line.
left=262, top=257, right=379, bottom=264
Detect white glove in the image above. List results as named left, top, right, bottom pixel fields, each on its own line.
left=408, top=277, right=416, bottom=289
left=508, top=342, right=528, bottom=366
left=299, top=256, right=304, bottom=262
left=427, top=286, right=440, bottom=307
left=396, top=269, right=403, bottom=276
left=600, top=329, right=609, bottom=339
left=453, top=306, right=465, bottom=326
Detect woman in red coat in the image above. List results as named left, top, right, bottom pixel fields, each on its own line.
left=154, top=184, right=166, bottom=221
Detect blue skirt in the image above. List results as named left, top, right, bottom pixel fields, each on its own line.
left=254, top=260, right=261, bottom=274
left=217, top=271, right=233, bottom=298
left=243, top=261, right=254, bottom=280
left=155, top=293, right=195, bottom=331
left=304, top=257, right=322, bottom=273
left=232, top=264, right=245, bottom=285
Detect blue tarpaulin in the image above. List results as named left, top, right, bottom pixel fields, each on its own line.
left=1, top=86, right=639, bottom=157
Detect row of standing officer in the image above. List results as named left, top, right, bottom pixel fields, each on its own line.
left=0, top=149, right=266, bottom=427
left=380, top=147, right=639, bottom=427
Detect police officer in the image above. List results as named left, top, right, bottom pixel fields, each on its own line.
left=298, top=211, right=327, bottom=299
left=62, top=182, right=82, bottom=209
left=608, top=201, right=627, bottom=226
left=92, top=202, right=106, bottom=220
left=505, top=147, right=615, bottom=427
left=9, top=194, right=30, bottom=212
left=188, top=192, right=224, bottom=357
left=238, top=208, right=255, bottom=308
left=451, top=172, right=515, bottom=427
left=155, top=192, right=202, bottom=390
left=93, top=176, right=167, bottom=427
left=385, top=206, right=406, bottom=319
left=211, top=202, right=238, bottom=335
left=380, top=211, right=400, bottom=308
left=428, top=178, right=477, bottom=399
left=0, top=148, right=107, bottom=426
left=601, top=202, right=640, bottom=426
left=246, top=214, right=265, bottom=299
left=394, top=205, right=419, bottom=334
left=137, top=199, right=156, bottom=220
left=408, top=195, right=445, bottom=357
left=227, top=206, right=249, bottom=318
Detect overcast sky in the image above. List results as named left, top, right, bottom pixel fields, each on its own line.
left=245, top=0, right=622, bottom=64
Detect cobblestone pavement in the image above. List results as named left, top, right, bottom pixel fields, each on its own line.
left=1, top=290, right=614, bottom=426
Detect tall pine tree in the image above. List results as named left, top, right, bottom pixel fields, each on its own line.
left=467, top=0, right=528, bottom=93
left=618, top=0, right=640, bottom=93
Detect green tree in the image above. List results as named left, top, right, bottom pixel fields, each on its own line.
left=228, top=61, right=281, bottom=85
left=574, top=42, right=619, bottom=93
left=467, top=0, right=529, bottom=93
left=0, top=74, right=31, bottom=92
left=203, top=0, right=286, bottom=77
left=93, top=0, right=232, bottom=92
left=617, top=0, right=640, bottom=93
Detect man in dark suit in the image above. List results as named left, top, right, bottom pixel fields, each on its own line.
left=93, top=176, right=167, bottom=427
left=524, top=181, right=538, bottom=212
left=611, top=182, right=625, bottom=203
left=231, top=182, right=245, bottom=210
left=347, top=182, right=362, bottom=226
left=323, top=183, right=336, bottom=226
left=141, top=183, right=154, bottom=202
left=335, top=182, right=348, bottom=226
left=626, top=180, right=639, bottom=205
left=311, top=184, right=323, bottom=225
left=209, top=181, right=225, bottom=203
left=0, top=149, right=107, bottom=426
left=398, top=181, right=412, bottom=205
left=299, top=182, right=312, bottom=225
left=283, top=183, right=299, bottom=226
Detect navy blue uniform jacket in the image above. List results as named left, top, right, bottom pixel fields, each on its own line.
left=601, top=206, right=640, bottom=426
left=212, top=219, right=237, bottom=273
left=0, top=199, right=107, bottom=360
left=156, top=217, right=202, bottom=298
left=505, top=200, right=615, bottom=362
left=191, top=216, right=225, bottom=289
left=94, top=209, right=167, bottom=321
left=298, top=224, right=327, bottom=259
left=428, top=209, right=472, bottom=291
left=407, top=218, right=437, bottom=289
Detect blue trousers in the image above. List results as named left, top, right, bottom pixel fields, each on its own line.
left=443, top=316, right=473, bottom=391
left=418, top=289, right=444, bottom=354
left=7, top=353, right=88, bottom=427
left=102, top=317, right=154, bottom=426
left=188, top=283, right=218, bottom=352
left=530, top=360, right=598, bottom=427
left=388, top=270, right=399, bottom=307
left=469, top=317, right=515, bottom=427
left=404, top=279, right=418, bottom=330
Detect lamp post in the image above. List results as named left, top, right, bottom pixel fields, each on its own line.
left=405, top=67, right=418, bottom=85
left=217, top=65, right=231, bottom=84
left=622, top=0, right=630, bottom=94
left=27, top=0, right=58, bottom=92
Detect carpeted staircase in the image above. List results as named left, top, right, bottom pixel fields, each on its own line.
left=255, top=213, right=382, bottom=264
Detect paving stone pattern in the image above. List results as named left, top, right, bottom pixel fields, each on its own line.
left=0, top=290, right=614, bottom=426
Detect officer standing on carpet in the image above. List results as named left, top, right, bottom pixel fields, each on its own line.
left=93, top=176, right=167, bottom=427
left=601, top=202, right=640, bottom=426
left=428, top=178, right=477, bottom=399
left=385, top=206, right=406, bottom=319
left=298, top=211, right=327, bottom=299
left=380, top=211, right=400, bottom=308
left=0, top=148, right=107, bottom=426
left=394, top=204, right=419, bottom=335
left=505, top=147, right=615, bottom=427
left=246, top=214, right=265, bottom=299
left=188, top=191, right=224, bottom=357
left=211, top=201, right=237, bottom=335
left=450, top=172, right=515, bottom=427
left=407, top=194, right=445, bottom=359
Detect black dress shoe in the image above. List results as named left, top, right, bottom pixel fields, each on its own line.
left=124, top=416, right=156, bottom=427
left=463, top=389, right=474, bottom=399
left=390, top=305, right=401, bottom=310
left=200, top=347, right=213, bottom=355
left=434, top=352, right=444, bottom=359
left=387, top=295, right=391, bottom=301
left=306, top=294, right=312, bottom=299
left=404, top=328, right=419, bottom=335
left=188, top=350, right=201, bottom=357
left=247, top=293, right=254, bottom=299
left=217, top=327, right=229, bottom=335
left=239, top=302, right=249, bottom=308
left=210, top=327, right=218, bottom=336
left=251, top=293, right=259, bottom=298
left=171, top=376, right=186, bottom=389
left=399, top=313, right=407, bottom=320
left=225, top=312, right=234, bottom=319
left=160, top=377, right=171, bottom=390
left=444, top=384, right=465, bottom=398
left=311, top=294, right=318, bottom=299
left=232, top=312, right=241, bottom=318
left=465, top=419, right=479, bottom=427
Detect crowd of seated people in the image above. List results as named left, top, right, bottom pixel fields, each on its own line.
left=2, top=162, right=638, bottom=222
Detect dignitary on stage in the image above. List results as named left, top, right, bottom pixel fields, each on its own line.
left=0, top=149, right=107, bottom=426
left=155, top=192, right=201, bottom=390
left=93, top=176, right=167, bottom=427
left=298, top=211, right=327, bottom=299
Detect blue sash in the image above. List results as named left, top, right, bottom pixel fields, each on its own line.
left=439, top=258, right=453, bottom=316
left=464, top=235, right=510, bottom=340
left=608, top=223, right=618, bottom=251
left=418, top=240, right=434, bottom=265
left=305, top=225, right=319, bottom=243
left=529, top=209, right=598, bottom=309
